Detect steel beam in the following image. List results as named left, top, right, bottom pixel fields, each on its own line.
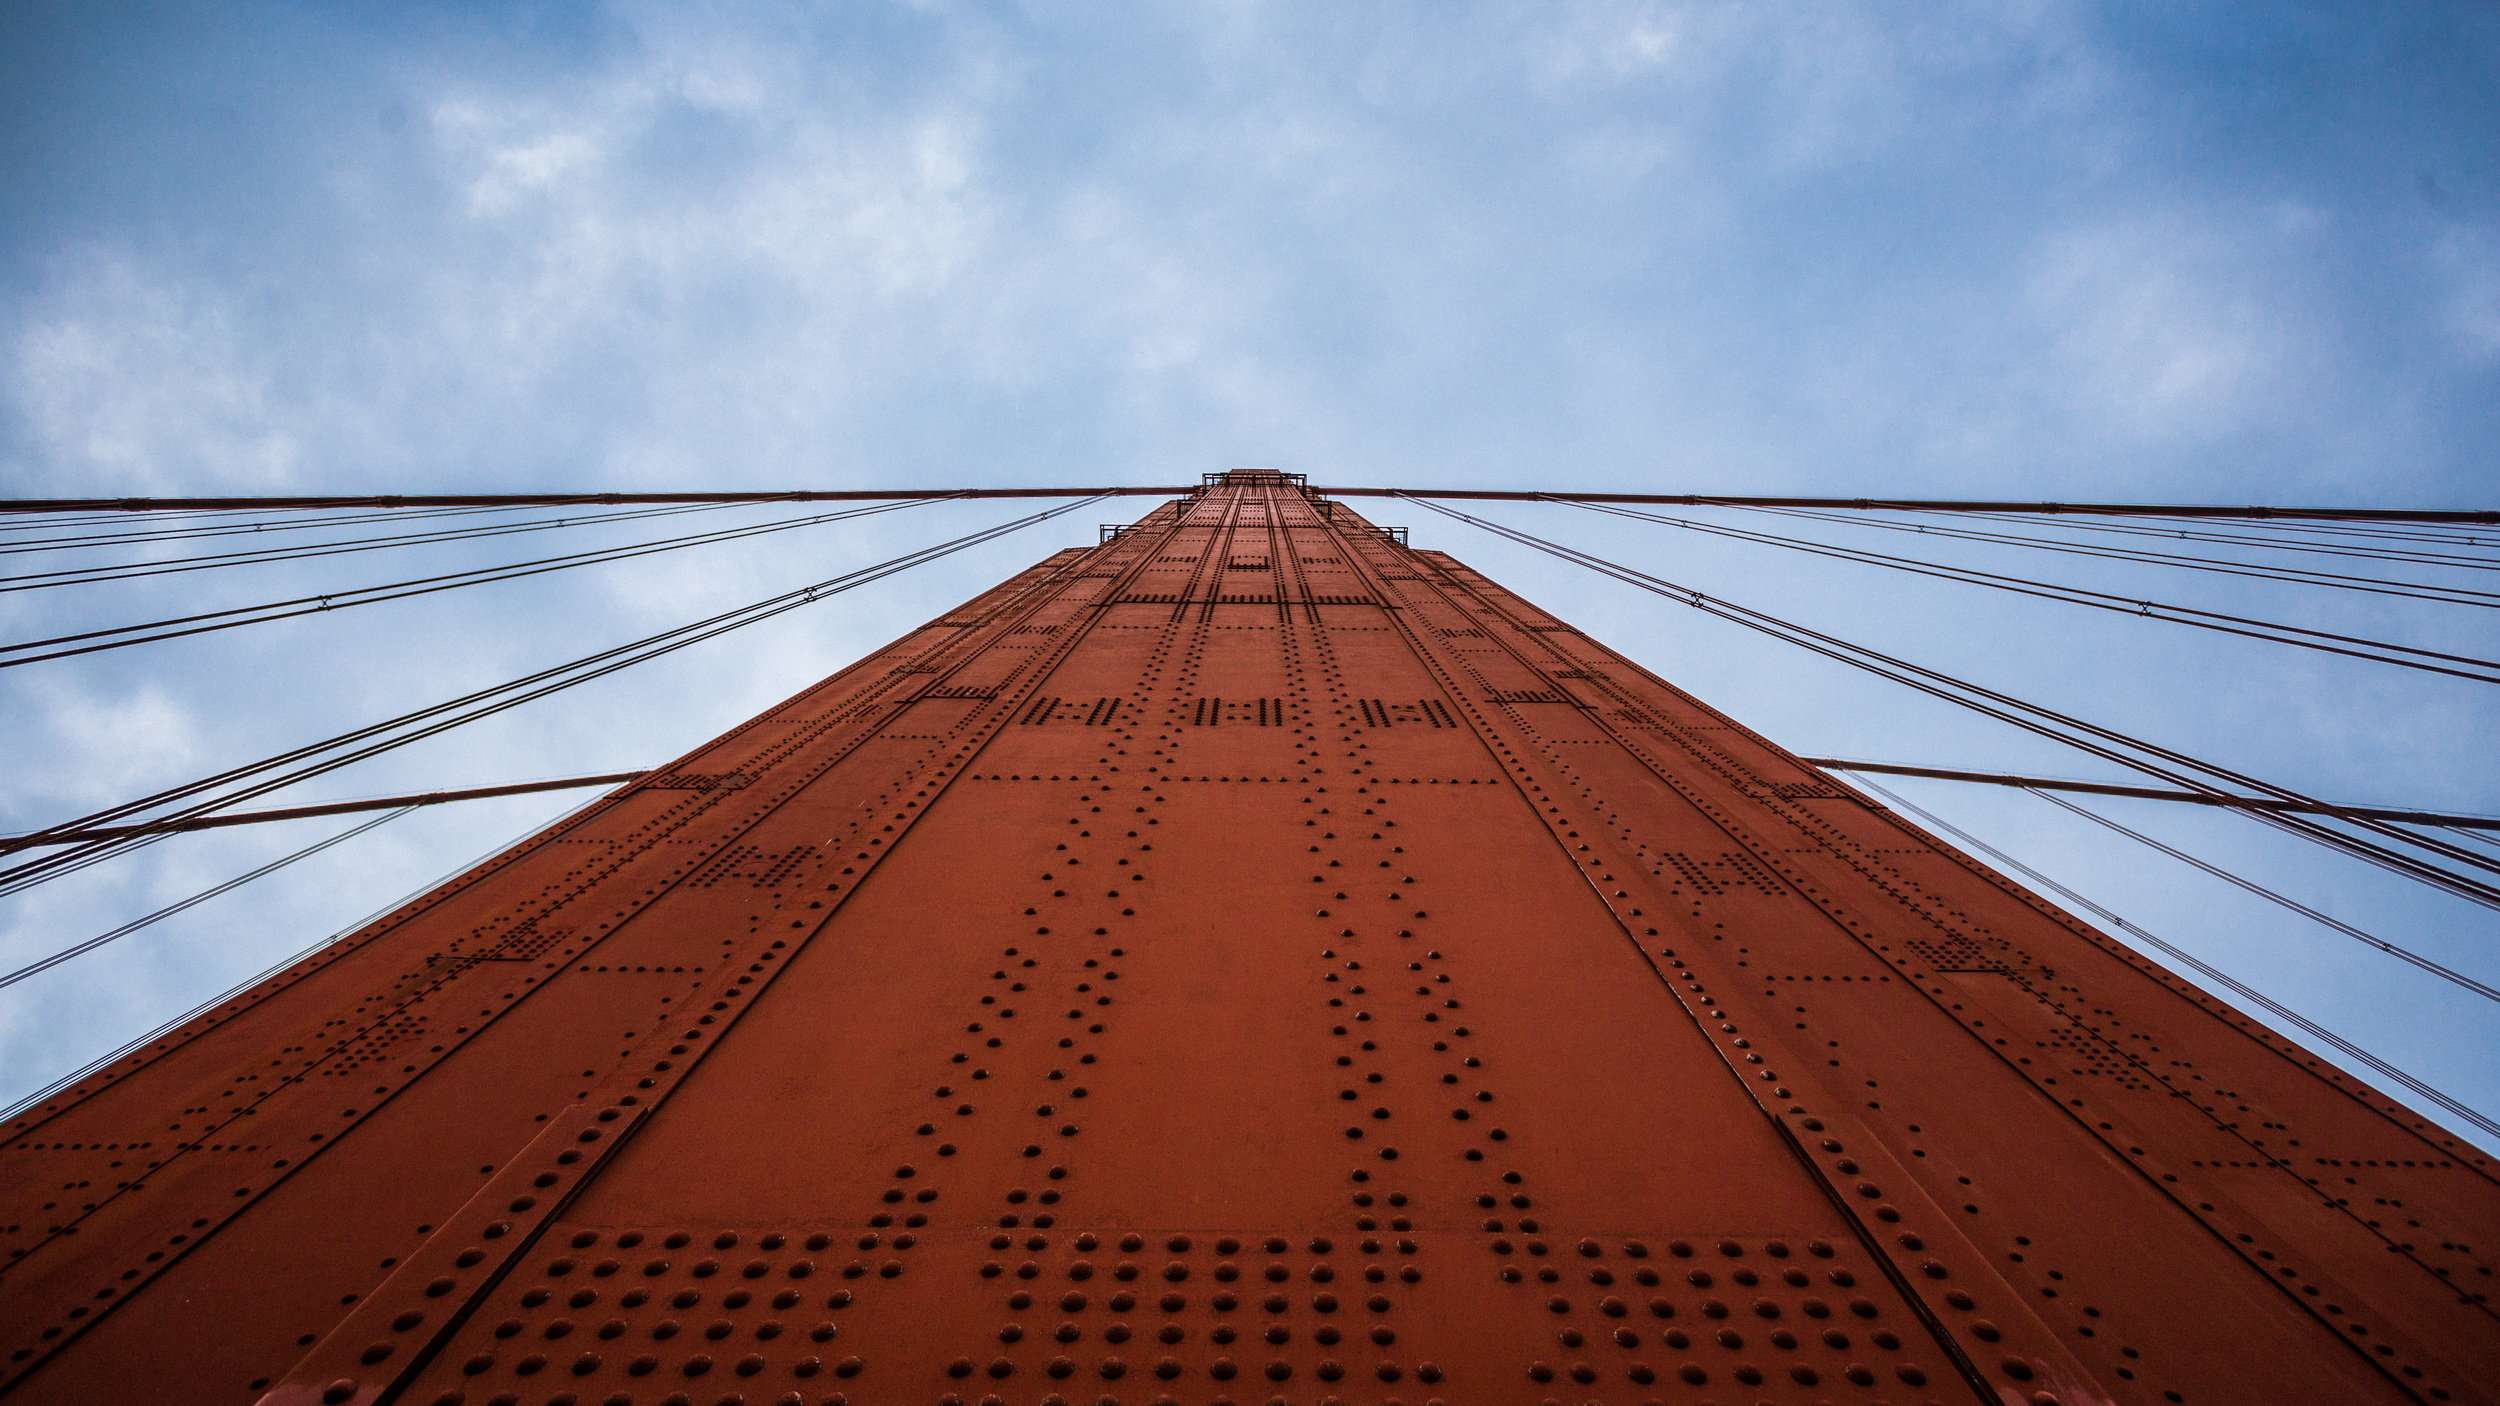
left=0, top=773, right=652, bottom=849
left=1804, top=758, right=2500, bottom=831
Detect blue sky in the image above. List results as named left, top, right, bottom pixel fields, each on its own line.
left=2, top=2, right=2495, bottom=1144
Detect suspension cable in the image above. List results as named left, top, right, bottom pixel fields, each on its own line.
left=0, top=808, right=411, bottom=992
left=1319, top=488, right=2499, bottom=525
left=2015, top=788, right=2498, bottom=1002
left=0, top=496, right=1107, bottom=892
left=1, top=498, right=940, bottom=667
left=1796, top=758, right=2500, bottom=831
left=1982, top=509, right=2500, bottom=552
left=0, top=499, right=758, bottom=587
left=4, top=487, right=2491, bottom=524
left=0, top=784, right=631, bottom=1123
left=1845, top=774, right=2499, bottom=1141
left=1866, top=505, right=2500, bottom=567
left=0, top=487, right=1188, bottom=515
left=0, top=499, right=634, bottom=553
left=1723, top=504, right=2500, bottom=593
left=1560, top=501, right=2500, bottom=680
left=0, top=832, right=172, bottom=903
left=5, top=772, right=649, bottom=847
left=1400, top=496, right=2500, bottom=911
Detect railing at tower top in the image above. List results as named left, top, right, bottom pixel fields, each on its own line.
left=1200, top=469, right=1308, bottom=490
left=1312, top=499, right=1407, bottom=542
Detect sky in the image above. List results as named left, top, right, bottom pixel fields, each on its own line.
left=1, top=1, right=2495, bottom=1147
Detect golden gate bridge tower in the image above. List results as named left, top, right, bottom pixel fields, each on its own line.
left=2, top=470, right=2495, bottom=1406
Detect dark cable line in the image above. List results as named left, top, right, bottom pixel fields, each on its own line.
left=5, top=488, right=2493, bottom=524
left=1320, top=488, right=2500, bottom=525
left=0, top=498, right=1089, bottom=868
left=0, top=499, right=596, bottom=552
left=0, top=505, right=385, bottom=535
left=2096, top=511, right=2500, bottom=551
left=0, top=499, right=762, bottom=587
left=0, top=783, right=628, bottom=1124
left=2, top=927, right=305, bottom=1118
left=7, top=772, right=650, bottom=847
left=1725, top=504, right=2500, bottom=594
left=1583, top=504, right=2500, bottom=896
left=1, top=916, right=333, bottom=1120
left=2232, top=807, right=2500, bottom=917
left=2, top=500, right=728, bottom=580
left=2015, top=787, right=2499, bottom=1003
left=0, top=487, right=1186, bottom=516
left=1429, top=495, right=2500, bottom=886
left=1913, top=507, right=2500, bottom=568
left=0, top=810, right=410, bottom=992
left=0, top=497, right=1106, bottom=894
left=0, top=497, right=940, bottom=667
left=1561, top=501, right=2500, bottom=681
left=0, top=832, right=172, bottom=903
left=1847, top=775, right=2500, bottom=1141
left=1795, top=758, right=2500, bottom=831
left=1400, top=495, right=2500, bottom=911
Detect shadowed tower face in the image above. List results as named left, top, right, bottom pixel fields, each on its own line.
left=5, top=469, right=2494, bottom=1406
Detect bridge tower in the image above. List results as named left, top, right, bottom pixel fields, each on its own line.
left=6, top=470, right=2493, bottom=1406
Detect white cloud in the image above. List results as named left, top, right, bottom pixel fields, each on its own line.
left=2022, top=216, right=2290, bottom=443
left=1531, top=1, right=1695, bottom=87
left=446, top=109, right=609, bottom=218
left=7, top=253, right=302, bottom=495
left=5, top=674, right=203, bottom=820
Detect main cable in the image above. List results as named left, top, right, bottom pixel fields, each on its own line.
left=1726, top=504, right=2500, bottom=591
left=0, top=499, right=604, bottom=553
left=1316, top=487, right=2499, bottom=526
left=0, top=499, right=758, bottom=587
left=1845, top=774, right=2499, bottom=1141
left=1400, top=495, right=2500, bottom=910
left=1, top=497, right=940, bottom=667
left=1562, top=501, right=2500, bottom=680
left=0, top=487, right=1188, bottom=515
left=8, top=488, right=2492, bottom=524
left=0, top=496, right=1108, bottom=892
left=2003, top=510, right=2500, bottom=553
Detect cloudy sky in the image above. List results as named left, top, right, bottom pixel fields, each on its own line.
left=3, top=2, right=2495, bottom=1144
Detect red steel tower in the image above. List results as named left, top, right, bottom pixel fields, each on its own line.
left=4, top=470, right=2493, bottom=1405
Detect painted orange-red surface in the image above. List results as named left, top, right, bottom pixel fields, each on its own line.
left=4, top=471, right=2493, bottom=1406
